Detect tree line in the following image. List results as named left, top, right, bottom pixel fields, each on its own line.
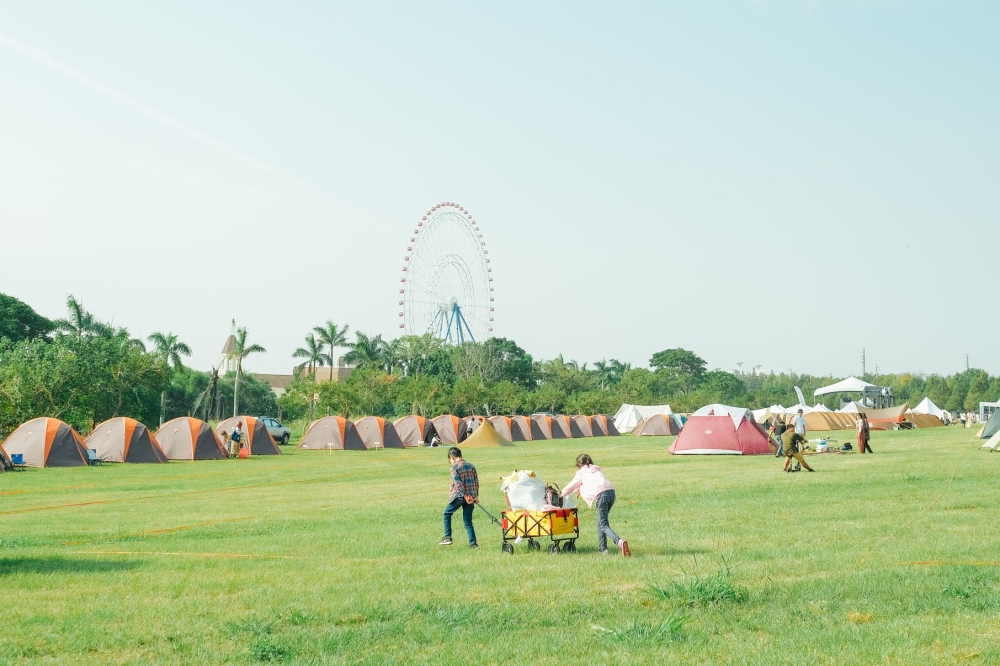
left=2, top=291, right=997, bottom=436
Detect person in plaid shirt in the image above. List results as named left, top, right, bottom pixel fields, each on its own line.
left=439, top=447, right=479, bottom=549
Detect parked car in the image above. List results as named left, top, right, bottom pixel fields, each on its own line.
left=257, top=417, right=291, bottom=445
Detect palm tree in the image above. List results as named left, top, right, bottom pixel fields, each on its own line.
left=148, top=331, right=192, bottom=426
left=226, top=327, right=266, bottom=416
left=55, top=295, right=110, bottom=337
left=594, top=359, right=612, bottom=391
left=313, top=321, right=349, bottom=380
left=610, top=358, right=631, bottom=384
left=293, top=334, right=331, bottom=379
left=344, top=332, right=385, bottom=370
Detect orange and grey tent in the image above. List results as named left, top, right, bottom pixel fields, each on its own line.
left=570, top=416, right=593, bottom=437
left=590, top=415, right=609, bottom=437
left=393, top=415, right=438, bottom=447
left=550, top=415, right=572, bottom=439
left=602, top=415, right=621, bottom=436
left=487, top=416, right=514, bottom=442
left=216, top=416, right=281, bottom=455
left=1, top=417, right=89, bottom=467
left=462, top=420, right=514, bottom=448
left=298, top=416, right=366, bottom=450
left=431, top=415, right=467, bottom=444
left=632, top=414, right=680, bottom=436
left=156, top=417, right=227, bottom=460
left=354, top=416, right=405, bottom=449
left=530, top=415, right=553, bottom=440
left=463, top=415, right=486, bottom=436
left=0, top=447, right=11, bottom=471
left=509, top=416, right=533, bottom=441
left=86, top=417, right=168, bottom=463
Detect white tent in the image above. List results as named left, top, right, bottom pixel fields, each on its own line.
left=814, top=376, right=875, bottom=396
left=785, top=404, right=812, bottom=415
left=812, top=403, right=832, bottom=412
left=912, top=397, right=945, bottom=418
left=613, top=404, right=671, bottom=434
left=692, top=404, right=753, bottom=430
left=981, top=430, right=1000, bottom=451
left=838, top=402, right=861, bottom=413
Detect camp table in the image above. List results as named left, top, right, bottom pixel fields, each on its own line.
left=498, top=508, right=579, bottom=554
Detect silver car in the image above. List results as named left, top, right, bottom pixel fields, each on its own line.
left=258, top=417, right=291, bottom=445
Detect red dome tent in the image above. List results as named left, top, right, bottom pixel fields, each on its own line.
left=1, top=417, right=89, bottom=467
left=86, top=417, right=168, bottom=463
left=298, top=416, right=366, bottom=450
left=393, top=415, right=438, bottom=447
left=353, top=416, right=405, bottom=449
left=156, top=417, right=227, bottom=460
left=216, top=416, right=281, bottom=455
left=669, top=404, right=772, bottom=456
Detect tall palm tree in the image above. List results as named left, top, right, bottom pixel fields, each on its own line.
left=313, top=321, right=349, bottom=380
left=610, top=358, right=631, bottom=384
left=293, top=334, right=331, bottom=379
left=344, top=332, right=385, bottom=370
left=55, top=295, right=110, bottom=337
left=227, top=327, right=266, bottom=416
left=148, top=332, right=192, bottom=426
left=594, top=359, right=612, bottom=391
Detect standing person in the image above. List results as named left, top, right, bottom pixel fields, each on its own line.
left=793, top=409, right=807, bottom=439
left=560, top=454, right=630, bottom=557
left=858, top=414, right=873, bottom=454
left=230, top=421, right=244, bottom=456
left=439, top=447, right=479, bottom=549
left=781, top=429, right=815, bottom=472
left=772, top=415, right=786, bottom=457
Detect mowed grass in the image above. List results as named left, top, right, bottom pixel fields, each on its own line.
left=1, top=425, right=998, bottom=664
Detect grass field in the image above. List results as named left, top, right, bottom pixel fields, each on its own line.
left=1, top=425, right=997, bottom=665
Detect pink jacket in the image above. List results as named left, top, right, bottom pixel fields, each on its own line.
left=560, top=464, right=614, bottom=507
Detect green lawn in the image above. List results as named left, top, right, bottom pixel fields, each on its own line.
left=1, top=425, right=997, bottom=665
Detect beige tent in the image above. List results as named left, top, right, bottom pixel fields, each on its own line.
left=156, top=417, right=227, bottom=460
left=570, top=415, right=593, bottom=437
left=298, top=416, right=365, bottom=450
left=487, top=416, right=514, bottom=442
left=550, top=415, right=572, bottom=438
left=907, top=413, right=945, bottom=428
left=353, top=416, right=405, bottom=449
left=86, top=417, right=168, bottom=463
left=530, top=415, right=553, bottom=440
left=1, top=417, right=89, bottom=467
left=431, top=415, right=466, bottom=444
left=509, top=416, right=533, bottom=441
left=632, top=414, right=680, bottom=436
left=461, top=420, right=513, bottom=448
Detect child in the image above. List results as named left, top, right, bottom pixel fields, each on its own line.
left=560, top=454, right=630, bottom=556
left=439, top=447, right=479, bottom=549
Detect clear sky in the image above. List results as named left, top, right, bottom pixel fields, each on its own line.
left=1, top=1, right=997, bottom=378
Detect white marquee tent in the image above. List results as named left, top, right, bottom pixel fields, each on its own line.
left=911, top=397, right=945, bottom=419
left=613, top=404, right=672, bottom=434
left=814, top=376, right=875, bottom=396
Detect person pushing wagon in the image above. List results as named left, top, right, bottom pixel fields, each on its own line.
left=559, top=454, right=630, bottom=557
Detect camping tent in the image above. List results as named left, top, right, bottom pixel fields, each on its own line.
left=463, top=415, right=486, bottom=436
left=814, top=376, right=876, bottom=396
left=530, top=415, right=553, bottom=439
left=216, top=416, right=281, bottom=455
left=911, top=398, right=947, bottom=420
left=812, top=403, right=832, bottom=413
left=668, top=405, right=771, bottom=455
left=907, top=413, right=945, bottom=428
left=570, top=415, right=593, bottom=437
left=981, top=410, right=1000, bottom=440
left=86, top=417, right=168, bottom=463
left=353, top=416, right=405, bottom=449
left=488, top=416, right=514, bottom=442
left=804, top=412, right=857, bottom=431
left=838, top=402, right=862, bottom=414
left=298, top=416, right=366, bottom=450
left=509, top=416, right=533, bottom=441
left=1, top=417, right=89, bottom=467
left=604, top=415, right=621, bottom=436
left=156, top=417, right=227, bottom=460
left=981, top=429, right=1000, bottom=451
left=856, top=404, right=908, bottom=428
left=589, top=415, right=608, bottom=437
left=632, top=414, right=680, bottom=436
left=550, top=415, right=572, bottom=439
left=431, top=415, right=467, bottom=444
left=393, top=415, right=437, bottom=447
left=613, top=404, right=672, bottom=434
left=461, top=420, right=513, bottom=448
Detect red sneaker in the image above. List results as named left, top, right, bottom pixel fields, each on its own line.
left=619, top=540, right=631, bottom=557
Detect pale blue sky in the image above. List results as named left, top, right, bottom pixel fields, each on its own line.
left=1, top=1, right=997, bottom=377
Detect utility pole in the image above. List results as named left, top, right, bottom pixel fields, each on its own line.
left=966, top=354, right=970, bottom=371
left=861, top=348, right=866, bottom=376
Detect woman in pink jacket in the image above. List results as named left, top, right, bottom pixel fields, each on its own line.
left=560, top=454, right=630, bottom=556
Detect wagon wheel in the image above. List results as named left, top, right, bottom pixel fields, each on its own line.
left=547, top=543, right=561, bottom=555
left=563, top=540, right=577, bottom=553
left=528, top=539, right=540, bottom=552
left=502, top=542, right=514, bottom=554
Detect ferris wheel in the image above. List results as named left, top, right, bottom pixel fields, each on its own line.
left=398, top=202, right=494, bottom=343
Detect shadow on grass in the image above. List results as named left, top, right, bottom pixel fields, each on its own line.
left=0, top=556, right=144, bottom=576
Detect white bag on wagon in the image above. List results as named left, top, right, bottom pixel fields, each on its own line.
left=501, top=470, right=546, bottom=511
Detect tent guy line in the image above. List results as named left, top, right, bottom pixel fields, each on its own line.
left=0, top=28, right=343, bottom=209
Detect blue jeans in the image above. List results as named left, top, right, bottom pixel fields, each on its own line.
left=595, top=490, right=620, bottom=552
left=444, top=497, right=476, bottom=545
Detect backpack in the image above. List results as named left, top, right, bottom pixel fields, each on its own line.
left=544, top=483, right=563, bottom=508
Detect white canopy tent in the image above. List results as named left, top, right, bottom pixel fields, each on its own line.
left=812, top=403, right=832, bottom=412
left=911, top=397, right=945, bottom=418
left=613, top=404, right=672, bottom=434
left=838, top=402, right=861, bottom=413
left=814, top=376, right=875, bottom=396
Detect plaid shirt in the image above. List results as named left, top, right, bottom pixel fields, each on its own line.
left=449, top=460, right=479, bottom=502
